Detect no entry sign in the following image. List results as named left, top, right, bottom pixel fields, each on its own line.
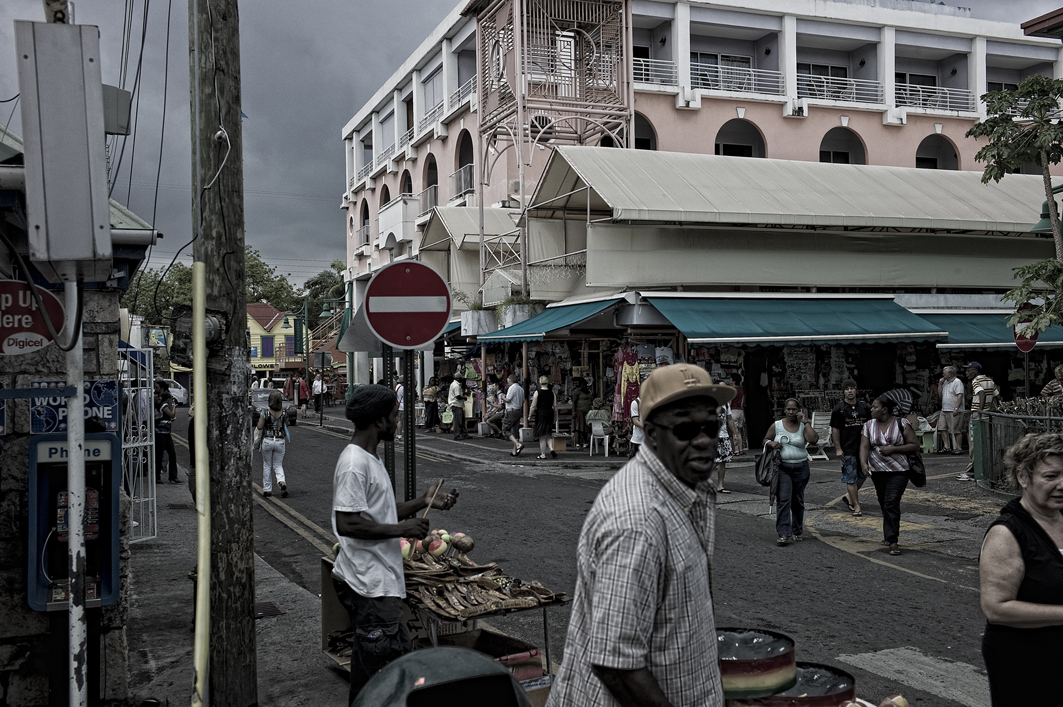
left=1014, top=304, right=1039, bottom=353
left=0, top=279, right=65, bottom=355
left=363, top=262, right=452, bottom=349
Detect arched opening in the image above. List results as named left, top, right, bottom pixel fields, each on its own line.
left=379, top=184, right=391, bottom=207
left=915, top=135, right=958, bottom=170
left=400, top=169, right=413, bottom=196
left=714, top=119, right=765, bottom=158
left=819, top=127, right=866, bottom=165
left=453, top=131, right=475, bottom=198
left=634, top=113, right=656, bottom=151
left=599, top=134, right=618, bottom=148
left=359, top=199, right=369, bottom=227
left=424, top=154, right=438, bottom=188
left=348, top=214, right=355, bottom=237
left=456, top=130, right=475, bottom=171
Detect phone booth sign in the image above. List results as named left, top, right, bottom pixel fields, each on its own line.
left=27, top=433, right=121, bottom=611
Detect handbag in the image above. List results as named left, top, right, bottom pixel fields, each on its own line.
left=906, top=451, right=927, bottom=487
left=754, top=444, right=780, bottom=487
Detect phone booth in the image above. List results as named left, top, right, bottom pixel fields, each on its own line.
left=27, top=433, right=121, bottom=611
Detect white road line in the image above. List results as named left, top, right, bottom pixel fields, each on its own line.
left=836, top=646, right=989, bottom=707
left=368, top=296, right=448, bottom=312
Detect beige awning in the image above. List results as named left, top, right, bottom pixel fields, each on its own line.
left=420, top=206, right=520, bottom=251
left=532, top=145, right=1049, bottom=234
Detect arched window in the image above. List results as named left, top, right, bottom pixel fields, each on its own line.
left=819, top=127, right=866, bottom=165
left=380, top=184, right=391, bottom=207
left=456, top=130, right=475, bottom=170
left=400, top=170, right=413, bottom=196
left=425, top=154, right=438, bottom=188
left=714, top=119, right=766, bottom=158
left=360, top=200, right=369, bottom=227
left=915, top=135, right=958, bottom=170
left=634, top=113, right=656, bottom=151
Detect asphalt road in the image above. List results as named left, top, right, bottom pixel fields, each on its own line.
left=172, top=411, right=1002, bottom=706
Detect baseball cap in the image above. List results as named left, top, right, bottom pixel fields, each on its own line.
left=639, top=364, right=735, bottom=422
left=964, top=362, right=982, bottom=370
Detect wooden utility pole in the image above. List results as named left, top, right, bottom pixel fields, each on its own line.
left=189, top=0, right=257, bottom=704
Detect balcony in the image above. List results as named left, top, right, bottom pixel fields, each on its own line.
left=418, top=185, right=438, bottom=217
left=896, top=83, right=976, bottom=112
left=398, top=127, right=414, bottom=148
left=355, top=224, right=370, bottom=247
left=450, top=76, right=477, bottom=108
left=797, top=75, right=883, bottom=104
left=377, top=194, right=419, bottom=251
left=691, top=66, right=784, bottom=96
left=449, top=164, right=475, bottom=200
left=356, top=163, right=373, bottom=182
left=633, top=58, right=677, bottom=86
left=419, top=102, right=445, bottom=133
left=375, top=143, right=396, bottom=168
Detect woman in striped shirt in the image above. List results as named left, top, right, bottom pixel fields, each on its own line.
left=860, top=395, right=919, bottom=556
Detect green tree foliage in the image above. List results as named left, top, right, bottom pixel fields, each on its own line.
left=966, top=75, right=1063, bottom=334
left=303, top=259, right=346, bottom=329
left=245, top=245, right=301, bottom=313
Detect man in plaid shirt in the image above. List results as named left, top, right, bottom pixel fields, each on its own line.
left=547, top=365, right=735, bottom=707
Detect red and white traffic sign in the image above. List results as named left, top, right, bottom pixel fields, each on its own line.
left=363, top=262, right=452, bottom=349
left=0, top=279, right=65, bottom=355
left=1014, top=303, right=1039, bottom=353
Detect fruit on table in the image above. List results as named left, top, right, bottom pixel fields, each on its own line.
left=427, top=537, right=449, bottom=557
left=400, top=538, right=412, bottom=560
left=880, top=696, right=909, bottom=707
left=451, top=535, right=475, bottom=553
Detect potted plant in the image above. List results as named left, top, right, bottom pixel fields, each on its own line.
left=455, top=291, right=497, bottom=337
left=496, top=294, right=542, bottom=329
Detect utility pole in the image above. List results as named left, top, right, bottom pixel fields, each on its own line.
left=189, top=0, right=257, bottom=704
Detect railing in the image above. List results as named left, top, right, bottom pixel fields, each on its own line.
left=375, top=143, right=395, bottom=168
left=976, top=409, right=1063, bottom=493
left=398, top=127, right=414, bottom=147
left=632, top=58, right=677, bottom=86
left=450, top=164, right=475, bottom=199
left=355, top=224, right=370, bottom=246
left=797, top=75, right=883, bottom=104
left=356, top=162, right=372, bottom=181
left=419, top=102, right=445, bottom=133
left=691, top=66, right=785, bottom=95
left=896, top=83, right=976, bottom=112
left=450, top=76, right=477, bottom=108
left=418, top=185, right=438, bottom=217
left=348, top=175, right=356, bottom=190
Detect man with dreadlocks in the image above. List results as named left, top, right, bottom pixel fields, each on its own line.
left=330, top=384, right=459, bottom=703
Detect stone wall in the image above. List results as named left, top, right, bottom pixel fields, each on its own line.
left=0, top=289, right=129, bottom=706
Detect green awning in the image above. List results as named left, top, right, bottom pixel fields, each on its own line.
left=919, top=313, right=1063, bottom=349
left=647, top=297, right=947, bottom=346
left=478, top=300, right=615, bottom=343
left=443, top=320, right=461, bottom=334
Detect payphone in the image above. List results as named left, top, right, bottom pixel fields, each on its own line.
left=27, top=433, right=120, bottom=611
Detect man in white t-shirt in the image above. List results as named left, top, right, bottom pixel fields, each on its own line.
left=313, top=373, right=325, bottom=413
left=394, top=380, right=405, bottom=439
left=629, top=397, right=644, bottom=459
left=503, top=374, right=526, bottom=455
left=938, top=365, right=965, bottom=454
left=331, top=385, right=458, bottom=702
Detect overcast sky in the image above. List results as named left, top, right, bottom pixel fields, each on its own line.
left=0, top=0, right=1058, bottom=287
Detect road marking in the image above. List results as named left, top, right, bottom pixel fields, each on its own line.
left=299, top=424, right=450, bottom=462
left=251, top=483, right=335, bottom=545
left=252, top=493, right=334, bottom=556
left=836, top=646, right=989, bottom=707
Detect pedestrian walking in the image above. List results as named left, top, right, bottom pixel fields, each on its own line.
left=331, top=385, right=458, bottom=703
left=395, top=378, right=405, bottom=440
left=628, top=396, right=644, bottom=459
left=979, top=433, right=1063, bottom=705
left=830, top=378, right=871, bottom=516
left=547, top=365, right=734, bottom=707
left=530, top=375, right=556, bottom=459
left=421, top=377, right=441, bottom=432
left=313, top=373, right=325, bottom=414
left=449, top=372, right=468, bottom=440
left=714, top=398, right=738, bottom=493
left=257, top=391, right=290, bottom=498
left=938, top=366, right=966, bottom=454
left=762, top=398, right=818, bottom=546
left=859, top=395, right=919, bottom=556
left=154, top=380, right=180, bottom=484
left=960, top=362, right=998, bottom=480
left=503, top=374, right=525, bottom=456
left=570, top=378, right=593, bottom=449
left=484, top=383, right=505, bottom=437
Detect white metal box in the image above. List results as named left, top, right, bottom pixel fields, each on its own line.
left=16, top=21, right=113, bottom=283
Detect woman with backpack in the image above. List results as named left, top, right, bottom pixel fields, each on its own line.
left=257, top=390, right=291, bottom=498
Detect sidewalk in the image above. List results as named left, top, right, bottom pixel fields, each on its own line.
left=126, top=466, right=347, bottom=706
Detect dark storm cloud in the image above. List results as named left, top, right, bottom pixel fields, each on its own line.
left=0, top=0, right=1058, bottom=283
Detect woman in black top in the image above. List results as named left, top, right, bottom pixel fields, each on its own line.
left=980, top=433, right=1063, bottom=704
left=531, top=375, right=556, bottom=459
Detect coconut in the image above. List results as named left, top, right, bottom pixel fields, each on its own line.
left=400, top=538, right=412, bottom=560
left=880, top=697, right=910, bottom=707
left=452, top=535, right=475, bottom=553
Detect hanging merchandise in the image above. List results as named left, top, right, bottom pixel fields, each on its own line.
left=613, top=344, right=641, bottom=421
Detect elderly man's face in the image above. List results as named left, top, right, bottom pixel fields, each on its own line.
left=645, top=398, right=719, bottom=488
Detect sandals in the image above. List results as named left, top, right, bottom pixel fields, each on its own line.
left=889, top=543, right=901, bottom=556
left=511, top=444, right=524, bottom=457
left=718, top=488, right=731, bottom=494
left=852, top=510, right=863, bottom=517
left=842, top=496, right=854, bottom=512
left=536, top=455, right=548, bottom=459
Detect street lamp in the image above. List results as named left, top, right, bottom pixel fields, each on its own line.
left=1031, top=183, right=1063, bottom=234
left=280, top=299, right=311, bottom=385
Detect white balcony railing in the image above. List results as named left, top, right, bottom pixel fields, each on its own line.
left=632, top=58, right=677, bottom=86
left=450, top=76, right=477, bottom=108
left=896, top=83, right=976, bottom=112
left=348, top=175, right=356, bottom=190
left=418, top=185, right=438, bottom=217
left=797, top=75, right=883, bottom=104
left=691, top=66, right=785, bottom=95
left=398, top=127, right=414, bottom=148
left=449, top=164, right=475, bottom=199
left=355, top=225, right=370, bottom=246
left=376, top=143, right=395, bottom=168
left=419, top=102, right=445, bottom=133
left=356, top=162, right=372, bottom=181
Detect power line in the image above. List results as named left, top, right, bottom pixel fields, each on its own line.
left=112, top=179, right=338, bottom=201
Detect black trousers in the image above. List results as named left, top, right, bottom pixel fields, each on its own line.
left=871, top=471, right=908, bottom=543
left=332, top=579, right=412, bottom=705
left=314, top=392, right=322, bottom=412
left=155, top=431, right=178, bottom=481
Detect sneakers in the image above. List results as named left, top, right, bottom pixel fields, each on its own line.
left=957, top=473, right=974, bottom=481
left=776, top=536, right=789, bottom=546
left=279, top=482, right=288, bottom=498
left=792, top=534, right=804, bottom=542
left=263, top=490, right=273, bottom=498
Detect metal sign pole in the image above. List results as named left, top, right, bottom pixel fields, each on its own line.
left=382, top=344, right=395, bottom=487
left=404, top=350, right=416, bottom=502
left=1025, top=352, right=1030, bottom=399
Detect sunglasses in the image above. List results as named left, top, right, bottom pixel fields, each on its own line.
left=657, top=420, right=720, bottom=441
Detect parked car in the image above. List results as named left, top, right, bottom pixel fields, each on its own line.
left=162, top=379, right=188, bottom=405
left=250, top=389, right=298, bottom=428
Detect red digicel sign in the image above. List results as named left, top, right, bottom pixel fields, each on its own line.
left=0, top=279, right=65, bottom=355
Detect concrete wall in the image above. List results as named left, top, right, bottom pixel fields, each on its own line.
left=0, top=290, right=127, bottom=706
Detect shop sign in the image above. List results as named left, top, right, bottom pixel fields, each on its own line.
left=30, top=380, right=120, bottom=434
left=0, top=279, right=65, bottom=355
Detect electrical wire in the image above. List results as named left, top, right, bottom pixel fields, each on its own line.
left=109, top=0, right=152, bottom=199
left=0, top=228, right=84, bottom=352
left=0, top=96, right=19, bottom=151
left=0, top=94, right=18, bottom=103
